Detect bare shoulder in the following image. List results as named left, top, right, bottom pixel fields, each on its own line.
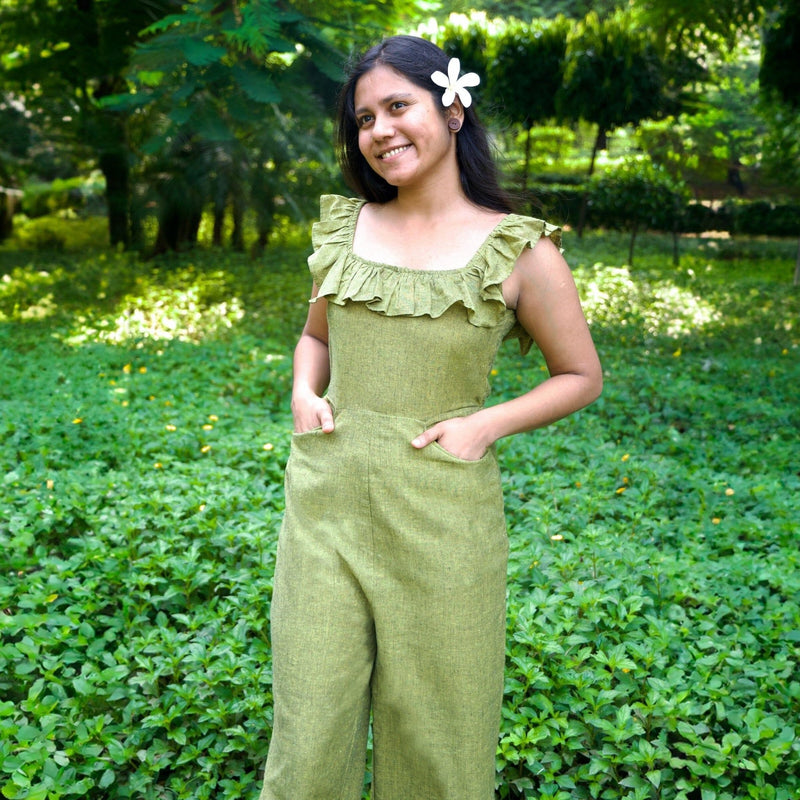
left=503, top=233, right=571, bottom=309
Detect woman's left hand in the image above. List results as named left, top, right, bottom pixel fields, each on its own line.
left=411, top=415, right=490, bottom=461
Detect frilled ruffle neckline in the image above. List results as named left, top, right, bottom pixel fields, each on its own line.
left=307, top=194, right=562, bottom=353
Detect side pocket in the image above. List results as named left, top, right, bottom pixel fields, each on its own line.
left=427, top=440, right=492, bottom=464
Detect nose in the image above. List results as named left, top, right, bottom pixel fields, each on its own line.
left=371, top=112, right=394, bottom=139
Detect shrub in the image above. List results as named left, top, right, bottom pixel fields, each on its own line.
left=589, top=160, right=690, bottom=263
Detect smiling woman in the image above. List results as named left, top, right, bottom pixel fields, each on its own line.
left=257, top=34, right=602, bottom=800
left=353, top=64, right=458, bottom=200
left=337, top=36, right=511, bottom=212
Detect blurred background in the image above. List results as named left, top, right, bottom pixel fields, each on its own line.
left=1, top=0, right=798, bottom=256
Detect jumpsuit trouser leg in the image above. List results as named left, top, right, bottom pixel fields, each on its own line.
left=259, top=410, right=508, bottom=800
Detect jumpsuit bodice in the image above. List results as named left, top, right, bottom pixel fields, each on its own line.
left=308, top=195, right=562, bottom=421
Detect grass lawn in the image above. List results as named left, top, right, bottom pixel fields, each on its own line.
left=1, top=219, right=799, bottom=800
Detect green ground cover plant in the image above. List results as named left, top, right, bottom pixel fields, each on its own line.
left=1, top=221, right=798, bottom=800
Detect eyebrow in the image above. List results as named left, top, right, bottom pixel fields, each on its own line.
left=354, top=92, right=415, bottom=116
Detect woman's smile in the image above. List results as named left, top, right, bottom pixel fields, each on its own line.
left=379, top=145, right=413, bottom=160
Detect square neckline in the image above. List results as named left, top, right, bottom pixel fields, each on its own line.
left=348, top=199, right=517, bottom=275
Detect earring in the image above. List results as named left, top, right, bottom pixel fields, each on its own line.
left=447, top=118, right=461, bottom=132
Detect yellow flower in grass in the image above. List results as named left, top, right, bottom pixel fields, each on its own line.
left=72, top=418, right=83, bottom=424
left=263, top=443, right=274, bottom=451
left=202, top=424, right=214, bottom=431
left=165, top=424, right=177, bottom=432
left=725, top=488, right=735, bottom=496
left=138, top=366, right=147, bottom=374
left=208, top=414, right=219, bottom=422
left=201, top=444, right=211, bottom=453
left=123, top=364, right=131, bottom=374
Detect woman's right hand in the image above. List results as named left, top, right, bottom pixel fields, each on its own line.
left=291, top=390, right=335, bottom=434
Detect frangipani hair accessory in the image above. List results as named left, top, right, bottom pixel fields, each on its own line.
left=431, top=57, right=480, bottom=108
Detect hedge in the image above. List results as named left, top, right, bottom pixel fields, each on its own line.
left=524, top=183, right=800, bottom=238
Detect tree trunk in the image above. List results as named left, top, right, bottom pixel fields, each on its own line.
left=576, top=126, right=604, bottom=238
left=628, top=223, right=638, bottom=267
left=99, top=150, right=130, bottom=248
left=231, top=192, right=245, bottom=252
left=522, top=125, right=532, bottom=194
left=213, top=201, right=225, bottom=247
left=251, top=154, right=275, bottom=256
left=129, top=188, right=145, bottom=251
left=0, top=188, right=23, bottom=242
left=153, top=203, right=201, bottom=255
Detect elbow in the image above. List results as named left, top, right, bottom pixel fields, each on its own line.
left=591, top=367, right=604, bottom=405
left=581, top=362, right=604, bottom=408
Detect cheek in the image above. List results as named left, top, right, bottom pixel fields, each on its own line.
left=357, top=129, right=373, bottom=160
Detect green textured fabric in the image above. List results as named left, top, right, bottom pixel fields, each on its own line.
left=259, top=195, right=561, bottom=800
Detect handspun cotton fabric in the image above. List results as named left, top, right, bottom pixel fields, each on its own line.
left=259, top=194, right=562, bottom=800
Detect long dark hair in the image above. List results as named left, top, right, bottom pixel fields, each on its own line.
left=336, top=35, right=514, bottom=213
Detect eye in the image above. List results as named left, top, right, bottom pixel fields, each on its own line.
left=390, top=101, right=407, bottom=111
left=357, top=114, right=374, bottom=128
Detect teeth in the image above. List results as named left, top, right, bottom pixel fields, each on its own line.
left=380, top=145, right=410, bottom=159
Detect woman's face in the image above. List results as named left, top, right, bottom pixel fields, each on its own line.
left=353, top=64, right=459, bottom=191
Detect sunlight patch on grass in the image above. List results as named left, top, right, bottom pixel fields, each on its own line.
left=65, top=269, right=246, bottom=345
left=577, top=265, right=721, bottom=337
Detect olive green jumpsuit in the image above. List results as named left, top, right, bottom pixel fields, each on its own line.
left=260, top=195, right=562, bottom=800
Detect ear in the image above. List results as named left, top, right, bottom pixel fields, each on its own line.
left=446, top=97, right=465, bottom=127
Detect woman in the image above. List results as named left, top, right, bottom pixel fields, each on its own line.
left=260, top=34, right=602, bottom=800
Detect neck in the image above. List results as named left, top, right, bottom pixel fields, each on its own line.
left=393, top=166, right=468, bottom=218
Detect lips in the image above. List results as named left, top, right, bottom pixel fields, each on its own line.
left=379, top=145, right=412, bottom=159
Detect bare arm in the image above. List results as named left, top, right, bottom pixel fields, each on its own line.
left=412, top=236, right=602, bottom=459
left=291, top=284, right=335, bottom=433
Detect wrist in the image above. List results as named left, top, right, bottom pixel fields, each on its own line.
left=471, top=407, right=502, bottom=450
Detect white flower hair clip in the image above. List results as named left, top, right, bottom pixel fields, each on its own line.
left=431, top=57, right=480, bottom=108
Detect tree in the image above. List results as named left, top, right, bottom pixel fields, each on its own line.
left=433, top=0, right=624, bottom=21
left=759, top=0, right=800, bottom=284
left=559, top=12, right=665, bottom=178
left=636, top=40, right=766, bottom=198
left=1, top=0, right=427, bottom=252
left=104, top=0, right=428, bottom=253
left=487, top=17, right=570, bottom=192
left=107, top=0, right=340, bottom=252
left=591, top=159, right=690, bottom=266
left=635, top=0, right=769, bottom=54
left=760, top=1, right=800, bottom=109
left=0, top=0, right=179, bottom=247
left=558, top=11, right=665, bottom=234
